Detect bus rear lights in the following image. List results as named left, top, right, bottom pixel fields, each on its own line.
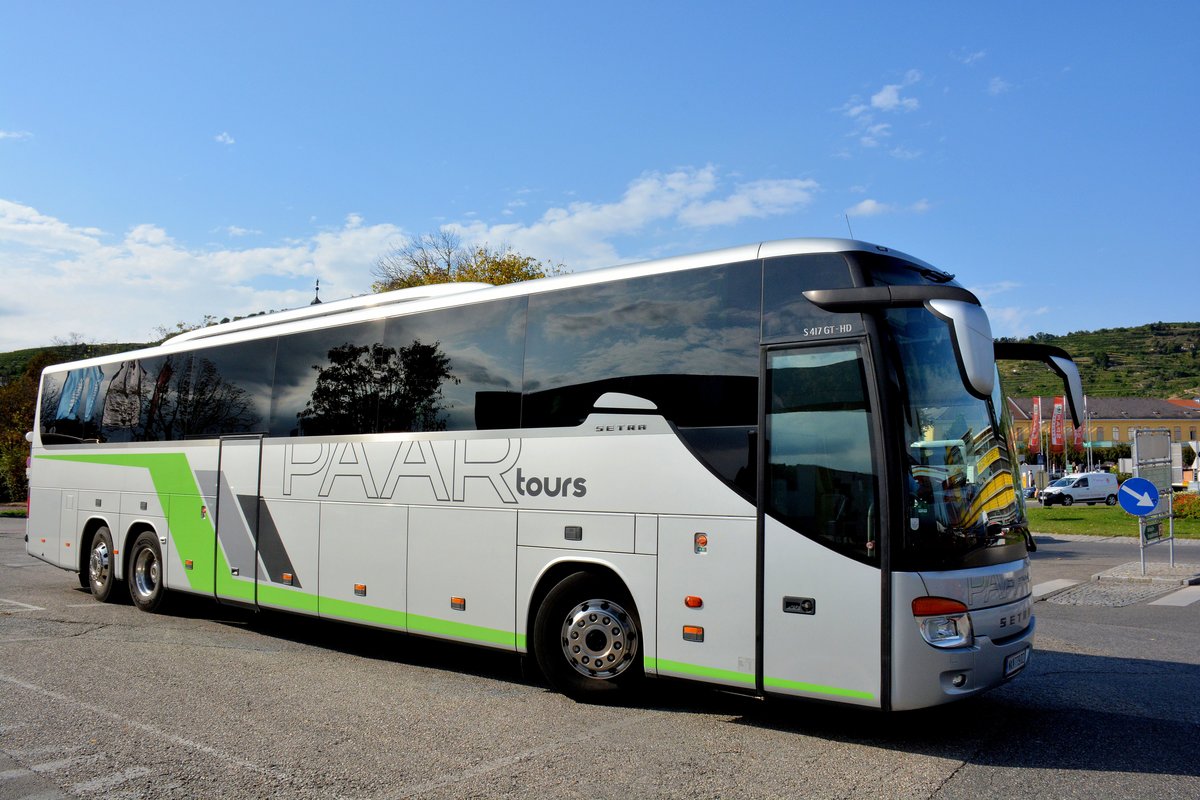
left=912, top=596, right=973, bottom=648
left=354, top=584, right=367, bottom=597
left=693, top=533, right=708, bottom=554
left=282, top=573, right=294, bottom=586
left=682, top=625, right=704, bottom=642
left=184, top=560, right=194, bottom=570
left=451, top=596, right=466, bottom=611
left=684, top=595, right=704, bottom=609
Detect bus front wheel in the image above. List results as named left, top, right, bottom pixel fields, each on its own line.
left=533, top=572, right=643, bottom=702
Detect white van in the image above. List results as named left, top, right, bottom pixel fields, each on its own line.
left=1040, top=471, right=1119, bottom=506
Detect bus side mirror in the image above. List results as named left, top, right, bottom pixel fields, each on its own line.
left=926, top=299, right=995, bottom=400
left=994, top=342, right=1085, bottom=427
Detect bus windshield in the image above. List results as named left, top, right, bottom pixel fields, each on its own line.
left=887, top=306, right=1026, bottom=570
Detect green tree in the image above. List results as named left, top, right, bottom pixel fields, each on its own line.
left=372, top=230, right=565, bottom=291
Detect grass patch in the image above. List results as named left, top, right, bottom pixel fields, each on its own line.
left=1026, top=502, right=1200, bottom=538
left=0, top=509, right=27, bottom=518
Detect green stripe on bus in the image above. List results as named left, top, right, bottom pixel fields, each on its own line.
left=762, top=676, right=874, bottom=700
left=319, top=597, right=408, bottom=629
left=647, top=655, right=873, bottom=700
left=647, top=658, right=756, bottom=686
left=407, top=613, right=516, bottom=647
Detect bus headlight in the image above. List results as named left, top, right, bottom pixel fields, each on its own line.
left=912, top=596, right=973, bottom=648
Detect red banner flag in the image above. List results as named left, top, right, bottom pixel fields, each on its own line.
left=1051, top=395, right=1065, bottom=453
left=1074, top=422, right=1084, bottom=449
left=1030, top=397, right=1042, bottom=450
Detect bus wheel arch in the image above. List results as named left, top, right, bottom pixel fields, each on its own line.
left=125, top=525, right=167, bottom=612
left=531, top=566, right=644, bottom=702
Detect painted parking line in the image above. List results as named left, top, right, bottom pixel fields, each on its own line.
left=1148, top=586, right=1200, bottom=607
left=0, top=598, right=45, bottom=612
left=1032, top=579, right=1077, bottom=599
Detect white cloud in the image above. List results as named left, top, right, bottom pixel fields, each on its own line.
left=227, top=225, right=261, bottom=237
left=871, top=84, right=919, bottom=112
left=988, top=77, right=1012, bottom=95
left=678, top=178, right=818, bottom=227
left=0, top=200, right=402, bottom=349
left=860, top=122, right=892, bottom=148
left=846, top=199, right=893, bottom=218
left=953, top=49, right=986, bottom=65
left=845, top=198, right=931, bottom=218
left=0, top=130, right=32, bottom=140
left=982, top=304, right=1051, bottom=338
left=840, top=70, right=924, bottom=158
left=448, top=166, right=819, bottom=268
left=968, top=281, right=1050, bottom=337
left=0, top=199, right=105, bottom=253
left=214, top=131, right=235, bottom=145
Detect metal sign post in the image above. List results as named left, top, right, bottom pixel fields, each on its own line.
left=1131, top=429, right=1174, bottom=575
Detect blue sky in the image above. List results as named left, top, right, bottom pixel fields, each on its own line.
left=1, top=2, right=1197, bottom=350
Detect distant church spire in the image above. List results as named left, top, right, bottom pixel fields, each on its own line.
left=311, top=279, right=323, bottom=305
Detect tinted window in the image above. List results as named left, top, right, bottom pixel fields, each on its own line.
left=41, top=361, right=163, bottom=443
left=763, top=253, right=859, bottom=341
left=523, top=262, right=761, bottom=428
left=852, top=251, right=956, bottom=287
left=180, top=339, right=275, bottom=436
left=383, top=297, right=526, bottom=432
left=40, top=369, right=95, bottom=441
left=766, top=345, right=879, bottom=563
left=271, top=321, right=385, bottom=436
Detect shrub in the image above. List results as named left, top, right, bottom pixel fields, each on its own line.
left=1174, top=493, right=1200, bottom=520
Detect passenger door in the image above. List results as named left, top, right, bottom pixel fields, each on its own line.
left=215, top=435, right=263, bottom=605
left=760, top=343, right=883, bottom=707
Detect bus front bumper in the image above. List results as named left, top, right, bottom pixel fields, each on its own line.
left=890, top=616, right=1035, bottom=711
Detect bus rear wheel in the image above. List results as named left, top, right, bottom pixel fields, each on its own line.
left=533, top=572, right=643, bottom=702
left=128, top=531, right=166, bottom=612
left=88, top=526, right=117, bottom=603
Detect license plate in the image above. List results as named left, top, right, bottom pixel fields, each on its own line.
left=1004, top=647, right=1030, bottom=678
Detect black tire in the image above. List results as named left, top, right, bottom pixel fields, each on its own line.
left=1062, top=495, right=1074, bottom=506
left=533, top=572, right=643, bottom=702
left=1106, top=495, right=1117, bottom=506
left=127, top=531, right=167, bottom=612
left=87, top=526, right=118, bottom=603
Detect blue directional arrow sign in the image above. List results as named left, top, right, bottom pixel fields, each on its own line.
left=1118, top=477, right=1159, bottom=516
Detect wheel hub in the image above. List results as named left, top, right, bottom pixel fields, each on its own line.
left=560, top=598, right=638, bottom=680
left=90, top=541, right=110, bottom=588
left=133, top=548, right=159, bottom=599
